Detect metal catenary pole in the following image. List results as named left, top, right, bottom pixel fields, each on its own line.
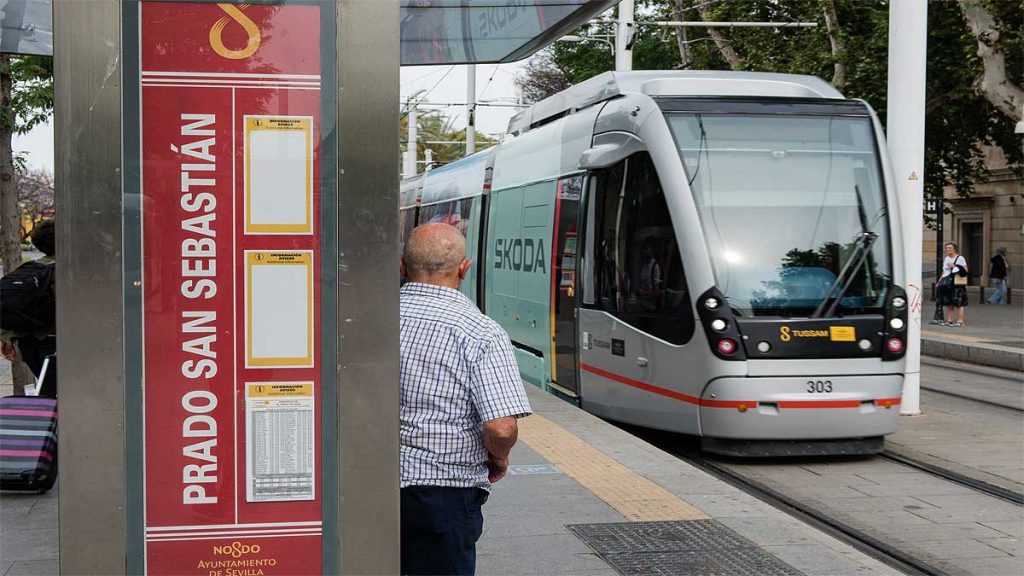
left=466, top=64, right=476, bottom=155
left=404, top=95, right=419, bottom=177
left=887, top=0, right=928, bottom=416
left=615, top=0, right=634, bottom=72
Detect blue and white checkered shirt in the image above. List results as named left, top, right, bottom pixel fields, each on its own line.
left=400, top=282, right=532, bottom=490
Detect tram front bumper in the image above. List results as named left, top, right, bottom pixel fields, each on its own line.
left=699, top=374, right=903, bottom=441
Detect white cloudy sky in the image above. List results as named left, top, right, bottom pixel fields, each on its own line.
left=13, top=62, right=526, bottom=173
left=400, top=62, right=526, bottom=137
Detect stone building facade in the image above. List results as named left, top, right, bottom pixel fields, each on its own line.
left=923, top=146, right=1023, bottom=289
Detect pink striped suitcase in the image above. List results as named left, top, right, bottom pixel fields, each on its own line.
left=0, top=396, right=58, bottom=492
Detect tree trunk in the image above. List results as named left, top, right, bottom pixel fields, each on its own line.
left=958, top=0, right=1024, bottom=121
left=1, top=54, right=22, bottom=276
left=695, top=3, right=743, bottom=71
left=672, top=1, right=692, bottom=69
left=821, top=0, right=847, bottom=91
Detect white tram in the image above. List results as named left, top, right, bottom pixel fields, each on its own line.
left=401, top=71, right=908, bottom=455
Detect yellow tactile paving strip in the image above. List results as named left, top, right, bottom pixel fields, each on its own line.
left=519, top=414, right=709, bottom=522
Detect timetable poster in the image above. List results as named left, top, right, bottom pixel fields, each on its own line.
left=139, top=2, right=323, bottom=573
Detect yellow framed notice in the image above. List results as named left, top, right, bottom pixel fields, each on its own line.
left=245, top=251, right=314, bottom=368
left=244, top=116, right=314, bottom=235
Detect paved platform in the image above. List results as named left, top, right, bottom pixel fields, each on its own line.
left=481, top=387, right=900, bottom=575
left=921, top=291, right=1023, bottom=371
left=2, top=381, right=902, bottom=576
left=1, top=313, right=1018, bottom=574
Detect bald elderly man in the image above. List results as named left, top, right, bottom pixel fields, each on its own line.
left=399, top=224, right=531, bottom=575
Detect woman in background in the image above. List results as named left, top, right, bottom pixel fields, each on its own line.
left=939, top=242, right=969, bottom=327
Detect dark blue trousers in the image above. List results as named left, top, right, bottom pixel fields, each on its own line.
left=400, top=486, right=487, bottom=576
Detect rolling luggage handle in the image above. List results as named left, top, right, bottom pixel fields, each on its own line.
left=24, top=355, right=52, bottom=397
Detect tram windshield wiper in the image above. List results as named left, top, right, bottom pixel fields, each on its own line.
left=812, top=186, right=877, bottom=319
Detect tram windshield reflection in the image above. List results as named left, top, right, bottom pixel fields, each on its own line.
left=667, top=112, right=892, bottom=317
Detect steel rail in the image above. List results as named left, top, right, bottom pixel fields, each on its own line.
left=919, top=385, right=1023, bottom=413
left=674, top=453, right=947, bottom=576
left=880, top=451, right=1024, bottom=506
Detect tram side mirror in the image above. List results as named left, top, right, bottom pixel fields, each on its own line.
left=578, top=133, right=645, bottom=170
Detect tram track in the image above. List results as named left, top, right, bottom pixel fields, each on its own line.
left=628, top=424, right=1021, bottom=576
left=919, top=384, right=1022, bottom=413
left=879, top=451, right=1024, bottom=505
left=670, top=450, right=948, bottom=576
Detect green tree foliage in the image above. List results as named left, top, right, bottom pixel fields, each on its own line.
left=2, top=55, right=54, bottom=135
left=538, top=0, right=1020, bottom=206
left=1, top=54, right=54, bottom=274
left=399, top=108, right=497, bottom=170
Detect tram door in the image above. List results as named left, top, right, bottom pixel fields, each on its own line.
left=551, top=175, right=584, bottom=394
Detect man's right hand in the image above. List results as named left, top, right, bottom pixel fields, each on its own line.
left=1, top=340, right=15, bottom=361
left=487, top=456, right=509, bottom=484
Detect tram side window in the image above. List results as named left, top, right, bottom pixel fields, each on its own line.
left=419, top=199, right=472, bottom=237
left=591, top=152, right=694, bottom=345
left=400, top=207, right=418, bottom=247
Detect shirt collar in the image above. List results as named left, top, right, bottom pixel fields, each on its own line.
left=401, top=282, right=472, bottom=306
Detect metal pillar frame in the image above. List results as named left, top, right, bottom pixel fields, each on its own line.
left=55, top=0, right=126, bottom=573
left=55, top=0, right=400, bottom=573
left=336, top=1, right=400, bottom=573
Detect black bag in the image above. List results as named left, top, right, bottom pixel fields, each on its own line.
left=0, top=261, right=56, bottom=333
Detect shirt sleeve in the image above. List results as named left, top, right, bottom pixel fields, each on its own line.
left=469, top=333, right=532, bottom=422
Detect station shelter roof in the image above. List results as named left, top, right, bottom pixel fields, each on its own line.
left=3, top=0, right=619, bottom=64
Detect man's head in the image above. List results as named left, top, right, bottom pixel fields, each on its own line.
left=31, top=220, right=55, bottom=257
left=401, top=223, right=471, bottom=289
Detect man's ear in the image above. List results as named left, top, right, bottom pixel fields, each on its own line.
left=458, top=259, right=472, bottom=279
left=400, top=258, right=408, bottom=279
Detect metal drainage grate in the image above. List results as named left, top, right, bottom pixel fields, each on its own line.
left=567, top=520, right=804, bottom=576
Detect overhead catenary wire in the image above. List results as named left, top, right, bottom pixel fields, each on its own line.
left=402, top=65, right=456, bottom=115
left=477, top=63, right=501, bottom=100
left=400, top=65, right=448, bottom=88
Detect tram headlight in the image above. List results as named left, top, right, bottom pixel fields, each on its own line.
left=889, top=318, right=905, bottom=330
left=756, top=341, right=771, bottom=353
left=710, top=319, right=727, bottom=332
left=717, top=339, right=738, bottom=355
left=892, top=296, right=906, bottom=309
left=858, top=339, right=873, bottom=351
left=885, top=338, right=904, bottom=354
left=704, top=297, right=720, bottom=310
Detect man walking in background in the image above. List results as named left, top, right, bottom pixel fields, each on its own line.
left=987, top=246, right=1010, bottom=305
left=399, top=223, right=531, bottom=575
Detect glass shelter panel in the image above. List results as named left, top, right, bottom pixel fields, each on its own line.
left=400, top=0, right=616, bottom=65
left=667, top=113, right=892, bottom=317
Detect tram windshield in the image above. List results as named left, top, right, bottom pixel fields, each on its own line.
left=666, top=112, right=891, bottom=317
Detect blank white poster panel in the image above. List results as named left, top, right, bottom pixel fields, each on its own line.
left=247, top=252, right=313, bottom=367
left=245, top=116, right=313, bottom=234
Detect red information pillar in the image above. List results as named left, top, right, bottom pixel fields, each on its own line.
left=140, top=3, right=323, bottom=573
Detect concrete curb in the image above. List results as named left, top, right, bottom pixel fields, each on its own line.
left=921, top=336, right=1023, bottom=372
